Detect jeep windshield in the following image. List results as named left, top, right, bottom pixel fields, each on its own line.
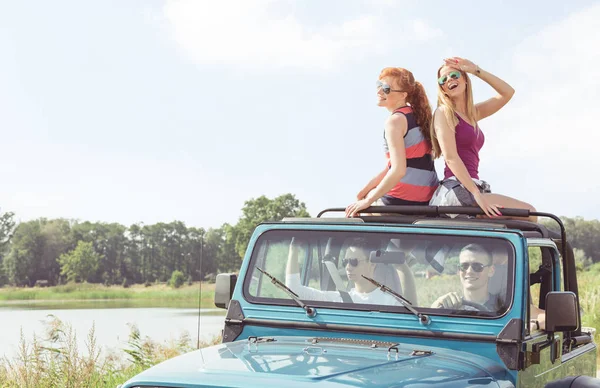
left=244, top=229, right=514, bottom=318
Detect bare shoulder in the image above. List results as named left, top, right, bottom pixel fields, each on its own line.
left=434, top=105, right=449, bottom=118
left=385, top=112, right=408, bottom=128
left=385, top=113, right=408, bottom=137
left=432, top=106, right=450, bottom=126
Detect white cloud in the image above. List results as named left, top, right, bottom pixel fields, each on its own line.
left=162, top=0, right=443, bottom=70
left=481, top=4, right=600, bottom=217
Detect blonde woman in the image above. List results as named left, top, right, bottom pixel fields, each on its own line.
left=429, top=57, right=536, bottom=221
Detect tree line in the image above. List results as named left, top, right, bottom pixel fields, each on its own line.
left=0, top=194, right=309, bottom=287
left=0, top=196, right=598, bottom=287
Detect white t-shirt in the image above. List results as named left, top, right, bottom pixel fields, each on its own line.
left=285, top=273, right=401, bottom=306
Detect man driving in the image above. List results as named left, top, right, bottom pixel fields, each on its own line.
left=431, top=243, right=502, bottom=311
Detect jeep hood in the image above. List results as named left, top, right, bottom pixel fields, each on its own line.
left=122, top=336, right=508, bottom=388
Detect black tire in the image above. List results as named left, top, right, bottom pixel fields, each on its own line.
left=545, top=375, right=600, bottom=388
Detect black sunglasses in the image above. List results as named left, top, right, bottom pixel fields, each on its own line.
left=342, top=258, right=367, bottom=267
left=459, top=262, right=490, bottom=273
left=376, top=80, right=403, bottom=95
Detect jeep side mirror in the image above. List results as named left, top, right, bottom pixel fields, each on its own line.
left=544, top=291, right=579, bottom=333
left=215, top=273, right=237, bottom=309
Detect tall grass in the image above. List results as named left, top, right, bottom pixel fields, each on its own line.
left=577, top=266, right=600, bottom=369
left=0, top=315, right=221, bottom=388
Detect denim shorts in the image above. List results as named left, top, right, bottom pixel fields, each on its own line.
left=429, top=177, right=492, bottom=207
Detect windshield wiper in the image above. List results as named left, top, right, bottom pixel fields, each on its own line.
left=361, top=275, right=430, bottom=325
left=256, top=267, right=317, bottom=317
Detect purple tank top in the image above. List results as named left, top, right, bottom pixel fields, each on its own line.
left=443, top=115, right=485, bottom=180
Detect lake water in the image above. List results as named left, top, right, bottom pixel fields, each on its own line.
left=0, top=301, right=226, bottom=359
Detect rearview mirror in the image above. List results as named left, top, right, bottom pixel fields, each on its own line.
left=545, top=291, right=579, bottom=332
left=369, top=250, right=405, bottom=264
left=215, top=273, right=237, bottom=309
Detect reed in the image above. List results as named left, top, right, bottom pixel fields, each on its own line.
left=0, top=315, right=221, bottom=388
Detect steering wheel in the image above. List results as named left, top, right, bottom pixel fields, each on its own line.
left=461, top=298, right=492, bottom=312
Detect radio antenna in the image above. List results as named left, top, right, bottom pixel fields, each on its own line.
left=196, top=233, right=204, bottom=349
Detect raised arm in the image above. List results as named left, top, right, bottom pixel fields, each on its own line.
left=286, top=238, right=301, bottom=276
left=394, top=262, right=417, bottom=305
left=285, top=238, right=342, bottom=302
left=346, top=114, right=407, bottom=217
left=444, top=57, right=515, bottom=121
left=433, top=107, right=501, bottom=218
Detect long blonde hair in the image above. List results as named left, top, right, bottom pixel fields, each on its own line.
left=430, top=66, right=478, bottom=159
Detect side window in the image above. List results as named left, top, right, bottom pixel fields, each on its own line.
left=527, top=246, right=555, bottom=335
left=528, top=246, right=542, bottom=336
left=528, top=247, right=542, bottom=310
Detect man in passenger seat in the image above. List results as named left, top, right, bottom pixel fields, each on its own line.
left=285, top=237, right=415, bottom=306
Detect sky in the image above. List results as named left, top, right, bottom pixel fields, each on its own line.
left=1, top=0, right=599, bottom=229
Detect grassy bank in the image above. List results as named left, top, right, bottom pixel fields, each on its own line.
left=0, top=316, right=220, bottom=388
left=0, top=282, right=216, bottom=308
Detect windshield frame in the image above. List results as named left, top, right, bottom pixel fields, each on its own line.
left=242, top=226, right=517, bottom=320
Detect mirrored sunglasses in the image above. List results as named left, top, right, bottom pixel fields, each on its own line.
left=438, top=71, right=461, bottom=85
left=376, top=80, right=404, bottom=95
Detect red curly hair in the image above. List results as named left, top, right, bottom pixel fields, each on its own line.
left=379, top=67, right=433, bottom=143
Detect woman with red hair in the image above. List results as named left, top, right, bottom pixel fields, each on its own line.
left=346, top=67, right=439, bottom=217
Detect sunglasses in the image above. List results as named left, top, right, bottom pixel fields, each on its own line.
left=438, top=71, right=461, bottom=85
left=459, top=262, right=490, bottom=273
left=342, top=258, right=367, bottom=267
left=376, top=80, right=403, bottom=95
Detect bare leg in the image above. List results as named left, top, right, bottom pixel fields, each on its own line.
left=481, top=193, right=537, bottom=222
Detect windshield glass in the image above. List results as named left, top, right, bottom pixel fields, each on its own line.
left=244, top=229, right=514, bottom=317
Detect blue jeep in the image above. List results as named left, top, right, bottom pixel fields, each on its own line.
left=120, top=206, right=598, bottom=388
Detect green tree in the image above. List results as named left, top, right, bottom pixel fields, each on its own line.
left=201, top=227, right=224, bottom=278
left=574, top=248, right=592, bottom=271
left=71, top=221, right=128, bottom=284
left=169, top=270, right=185, bottom=288
left=543, top=216, right=600, bottom=263
left=126, top=223, right=144, bottom=283
left=38, top=219, right=72, bottom=285
left=0, top=211, right=15, bottom=255
left=0, top=211, right=16, bottom=285
left=234, top=194, right=310, bottom=259
left=4, top=220, right=45, bottom=286
left=186, top=227, right=205, bottom=281
left=218, top=223, right=241, bottom=273
left=59, top=241, right=101, bottom=283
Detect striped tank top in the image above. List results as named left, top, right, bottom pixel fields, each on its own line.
left=383, top=106, right=439, bottom=203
